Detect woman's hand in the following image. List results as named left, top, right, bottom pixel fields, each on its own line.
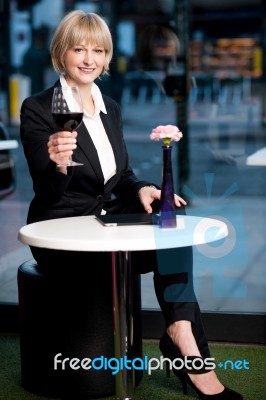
left=48, top=131, right=77, bottom=173
left=138, top=186, right=187, bottom=213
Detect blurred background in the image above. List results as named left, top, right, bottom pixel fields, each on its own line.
left=0, top=0, right=265, bottom=340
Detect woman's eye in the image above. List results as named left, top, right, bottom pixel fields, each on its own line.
left=74, top=48, right=83, bottom=53
left=95, top=49, right=104, bottom=54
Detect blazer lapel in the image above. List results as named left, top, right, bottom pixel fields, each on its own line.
left=100, top=109, right=122, bottom=173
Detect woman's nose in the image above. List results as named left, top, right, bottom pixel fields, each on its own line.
left=83, top=51, right=93, bottom=64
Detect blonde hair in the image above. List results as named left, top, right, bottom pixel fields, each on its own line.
left=50, top=10, right=113, bottom=75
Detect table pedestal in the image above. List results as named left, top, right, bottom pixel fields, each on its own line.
left=112, top=251, right=134, bottom=400
left=18, top=215, right=228, bottom=400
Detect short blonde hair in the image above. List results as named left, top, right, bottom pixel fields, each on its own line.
left=50, top=10, right=113, bottom=75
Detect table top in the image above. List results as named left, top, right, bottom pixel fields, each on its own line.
left=18, top=215, right=228, bottom=252
left=0, top=140, right=18, bottom=151
left=246, top=147, right=266, bottom=166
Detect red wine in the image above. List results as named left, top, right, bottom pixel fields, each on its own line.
left=52, top=112, right=83, bottom=131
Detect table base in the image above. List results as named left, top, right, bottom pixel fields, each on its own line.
left=112, top=251, right=135, bottom=400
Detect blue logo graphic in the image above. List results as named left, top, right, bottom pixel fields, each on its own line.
left=153, top=173, right=248, bottom=301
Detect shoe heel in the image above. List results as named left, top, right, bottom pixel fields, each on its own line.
left=175, top=371, right=188, bottom=395
left=166, top=363, right=188, bottom=395
left=181, top=379, right=188, bottom=395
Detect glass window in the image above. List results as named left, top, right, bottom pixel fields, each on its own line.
left=0, top=1, right=265, bottom=319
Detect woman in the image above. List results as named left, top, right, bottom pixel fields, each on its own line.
left=20, top=10, right=243, bottom=399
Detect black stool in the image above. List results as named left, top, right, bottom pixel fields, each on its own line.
left=17, top=259, right=143, bottom=399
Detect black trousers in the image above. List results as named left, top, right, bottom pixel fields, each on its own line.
left=30, top=201, right=210, bottom=359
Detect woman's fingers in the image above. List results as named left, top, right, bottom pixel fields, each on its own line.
left=174, top=194, right=187, bottom=207
left=48, top=131, right=77, bottom=155
left=48, top=131, right=77, bottom=147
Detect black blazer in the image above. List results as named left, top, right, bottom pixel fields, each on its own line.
left=20, top=81, right=153, bottom=224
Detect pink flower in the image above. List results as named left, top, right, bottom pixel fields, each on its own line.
left=150, top=125, right=182, bottom=146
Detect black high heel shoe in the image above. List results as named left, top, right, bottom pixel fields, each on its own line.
left=160, top=332, right=244, bottom=399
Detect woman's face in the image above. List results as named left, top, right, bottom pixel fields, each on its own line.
left=63, top=42, right=106, bottom=87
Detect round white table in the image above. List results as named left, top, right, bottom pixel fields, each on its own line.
left=0, top=140, right=18, bottom=150
left=18, top=214, right=228, bottom=400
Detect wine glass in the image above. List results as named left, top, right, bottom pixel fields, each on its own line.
left=52, top=86, right=84, bottom=167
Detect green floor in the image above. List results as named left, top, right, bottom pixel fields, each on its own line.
left=0, top=335, right=265, bottom=400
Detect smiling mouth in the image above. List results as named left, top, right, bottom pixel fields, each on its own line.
left=79, top=67, right=95, bottom=73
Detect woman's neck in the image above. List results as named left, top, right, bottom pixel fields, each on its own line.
left=62, top=76, right=95, bottom=115
left=79, top=86, right=95, bottom=116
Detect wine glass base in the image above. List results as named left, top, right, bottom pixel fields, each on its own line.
left=57, top=161, right=84, bottom=167
left=68, top=161, right=84, bottom=167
